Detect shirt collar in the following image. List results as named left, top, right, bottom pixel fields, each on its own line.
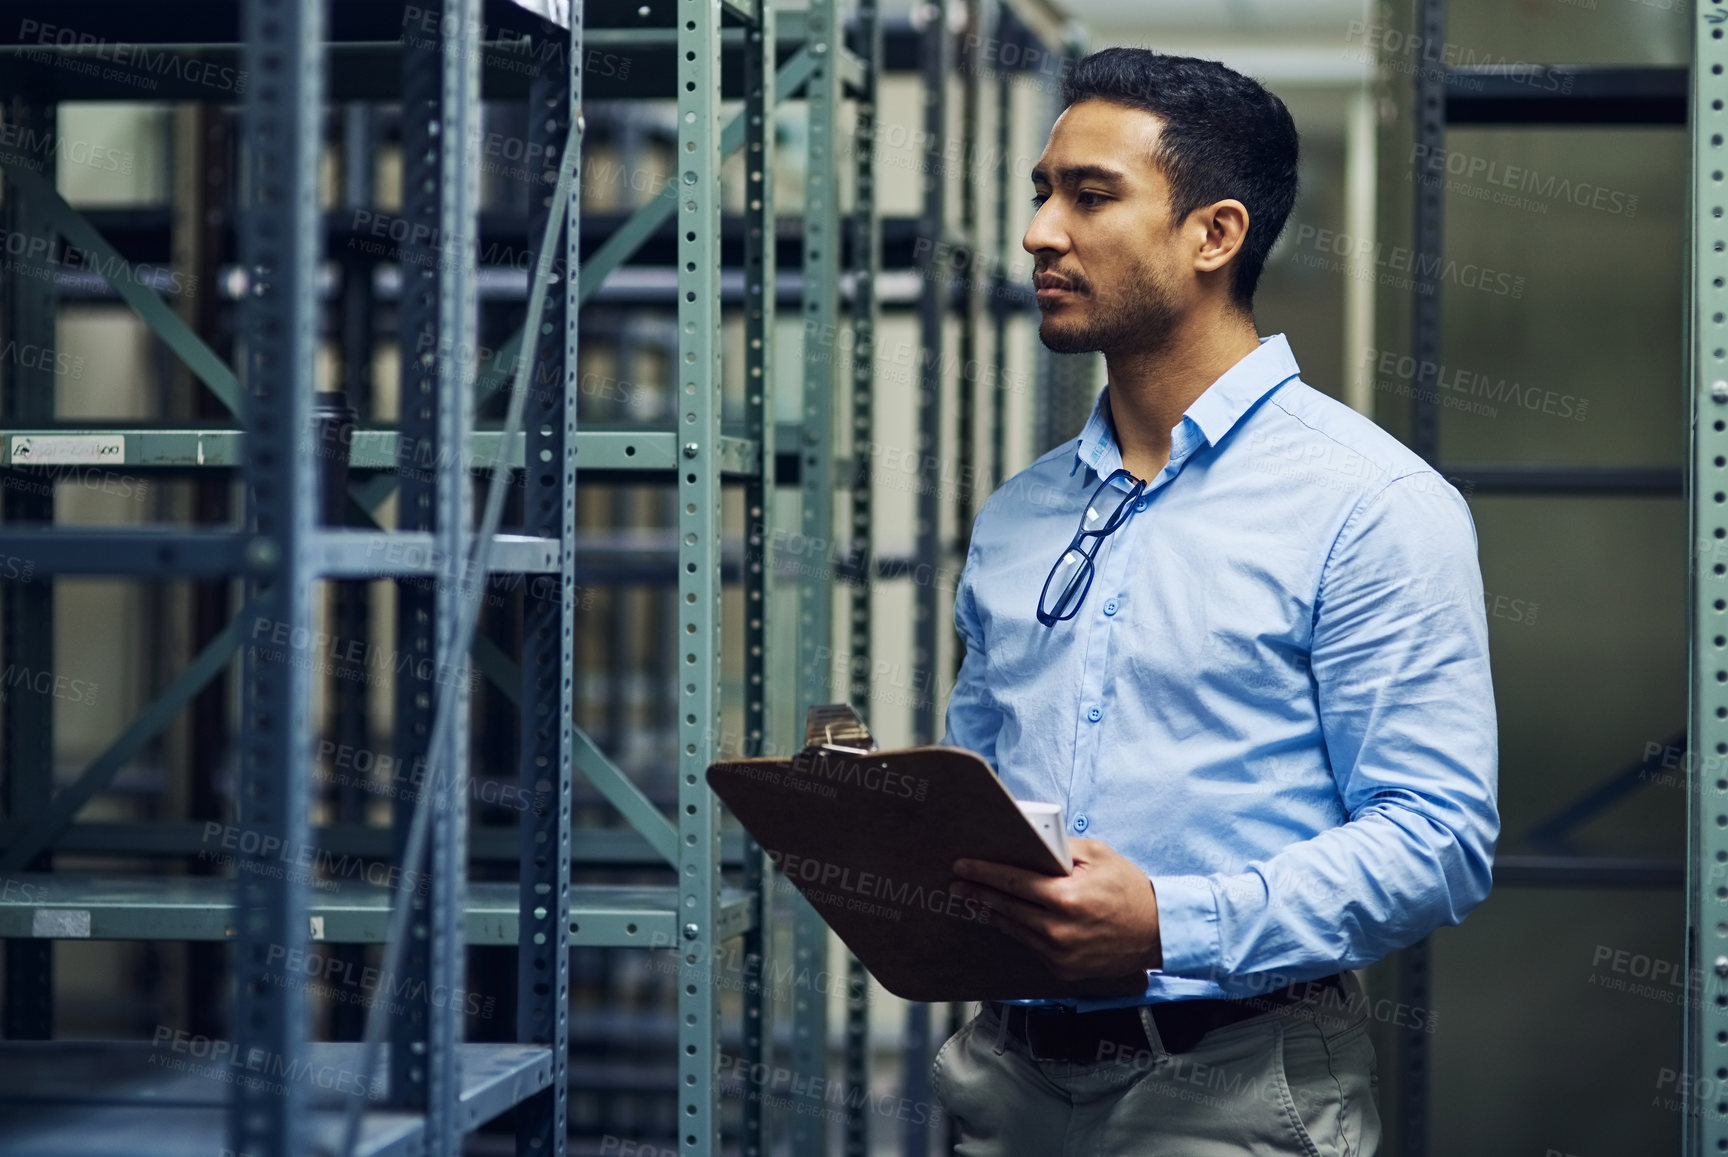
left=1071, top=333, right=1303, bottom=480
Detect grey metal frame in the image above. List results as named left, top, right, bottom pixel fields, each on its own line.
left=228, top=1, right=325, bottom=1153
left=0, top=2, right=576, bottom=1154
left=1688, top=5, right=1725, bottom=1153
left=0, top=86, right=57, bottom=1044
left=0, top=0, right=1083, bottom=1152
left=1397, top=0, right=1697, bottom=1152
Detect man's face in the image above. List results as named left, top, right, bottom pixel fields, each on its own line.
left=1022, top=100, right=1191, bottom=356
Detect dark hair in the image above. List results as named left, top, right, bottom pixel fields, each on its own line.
left=1060, top=47, right=1299, bottom=311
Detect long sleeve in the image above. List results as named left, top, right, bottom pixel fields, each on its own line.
left=941, top=534, right=1002, bottom=770
left=1151, top=472, right=1501, bottom=984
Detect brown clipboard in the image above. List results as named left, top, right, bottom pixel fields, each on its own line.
left=705, top=707, right=1148, bottom=1003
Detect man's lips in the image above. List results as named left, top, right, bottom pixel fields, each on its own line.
left=1034, top=273, right=1079, bottom=303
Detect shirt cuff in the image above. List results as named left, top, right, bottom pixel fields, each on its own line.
left=1149, top=874, right=1221, bottom=978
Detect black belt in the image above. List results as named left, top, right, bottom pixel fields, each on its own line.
left=984, top=974, right=1346, bottom=1061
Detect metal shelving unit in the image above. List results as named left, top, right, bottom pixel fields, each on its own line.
left=1394, top=2, right=1691, bottom=1154
left=0, top=1, right=586, bottom=1153
left=0, top=0, right=1078, bottom=1153
left=0, top=0, right=789, bottom=1153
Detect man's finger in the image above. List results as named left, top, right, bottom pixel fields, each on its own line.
left=986, top=911, right=1049, bottom=954
left=954, top=858, right=1055, bottom=904
left=955, top=881, right=1054, bottom=935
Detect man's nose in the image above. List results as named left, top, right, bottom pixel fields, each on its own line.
left=1022, top=204, right=1069, bottom=257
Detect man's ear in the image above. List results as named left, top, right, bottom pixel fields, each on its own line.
left=1192, top=199, right=1250, bottom=275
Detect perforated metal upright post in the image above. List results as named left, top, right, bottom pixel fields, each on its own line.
left=741, top=4, right=778, bottom=1155
left=988, top=10, right=1010, bottom=493
left=518, top=10, right=580, bottom=1156
left=903, top=9, right=953, bottom=1152
left=0, top=90, right=56, bottom=1043
left=1687, top=9, right=1726, bottom=1155
left=394, top=2, right=444, bottom=1114
left=911, top=0, right=950, bottom=752
left=391, top=5, right=480, bottom=1145
left=428, top=4, right=480, bottom=1151
left=793, top=0, right=844, bottom=1149
left=844, top=1, right=882, bottom=1153
left=953, top=3, right=980, bottom=553
left=1398, top=1, right=1447, bottom=1152
left=1410, top=0, right=1445, bottom=471
left=229, top=1, right=323, bottom=1154
left=678, top=0, right=726, bottom=1149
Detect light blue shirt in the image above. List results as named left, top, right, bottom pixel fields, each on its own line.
left=943, top=334, right=1499, bottom=1007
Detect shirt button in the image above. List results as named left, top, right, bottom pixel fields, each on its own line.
left=1073, top=814, right=1089, bottom=833
left=1103, top=599, right=1119, bottom=616
left=1087, top=706, right=1102, bottom=723
left=1133, top=499, right=1148, bottom=513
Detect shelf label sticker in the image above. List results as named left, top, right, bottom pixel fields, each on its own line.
left=32, top=909, right=90, bottom=938
left=310, top=915, right=325, bottom=940
left=10, top=434, right=125, bottom=466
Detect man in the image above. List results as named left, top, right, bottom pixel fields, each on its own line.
left=935, top=48, right=1499, bottom=1155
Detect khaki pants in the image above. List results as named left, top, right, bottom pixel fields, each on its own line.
left=932, top=974, right=1381, bottom=1156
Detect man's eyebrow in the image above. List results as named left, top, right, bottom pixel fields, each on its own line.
left=1029, top=163, right=1129, bottom=188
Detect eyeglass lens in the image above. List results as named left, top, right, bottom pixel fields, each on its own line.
left=1080, top=480, right=1137, bottom=534
left=1041, top=546, right=1092, bottom=620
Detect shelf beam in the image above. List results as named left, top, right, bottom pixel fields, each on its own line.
left=0, top=876, right=757, bottom=948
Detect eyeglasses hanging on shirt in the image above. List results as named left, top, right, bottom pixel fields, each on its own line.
left=1035, top=467, right=1147, bottom=627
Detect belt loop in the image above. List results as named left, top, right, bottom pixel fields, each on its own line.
left=988, top=1008, right=1009, bottom=1063
left=1135, top=1003, right=1168, bottom=1062
left=992, top=1004, right=1011, bottom=1056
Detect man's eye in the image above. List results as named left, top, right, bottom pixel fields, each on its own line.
left=1077, top=192, right=1107, bottom=207
left=1029, top=193, right=1048, bottom=208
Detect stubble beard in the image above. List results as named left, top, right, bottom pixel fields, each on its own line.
left=1036, top=257, right=1181, bottom=358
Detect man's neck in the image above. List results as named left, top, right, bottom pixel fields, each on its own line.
left=1103, top=310, right=1263, bottom=482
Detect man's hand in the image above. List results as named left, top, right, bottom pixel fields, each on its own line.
left=950, top=838, right=1163, bottom=981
